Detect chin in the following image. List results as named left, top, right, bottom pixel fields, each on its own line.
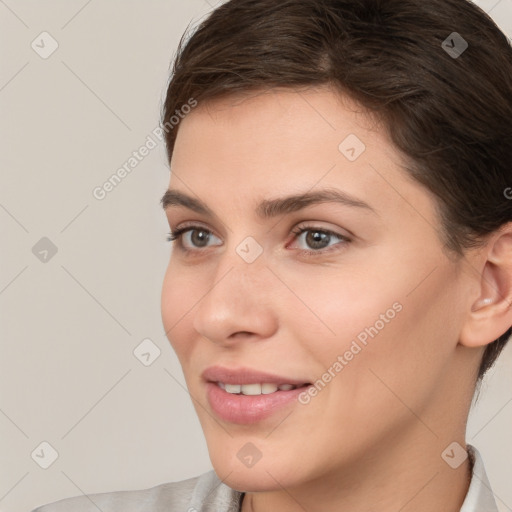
left=208, top=443, right=305, bottom=493
left=212, top=462, right=295, bottom=493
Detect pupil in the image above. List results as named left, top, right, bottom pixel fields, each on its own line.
left=192, top=230, right=209, bottom=247
left=306, top=231, right=329, bottom=249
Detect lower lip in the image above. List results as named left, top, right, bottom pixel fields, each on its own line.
left=206, top=382, right=310, bottom=424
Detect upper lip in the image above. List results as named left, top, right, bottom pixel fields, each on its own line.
left=202, top=366, right=311, bottom=386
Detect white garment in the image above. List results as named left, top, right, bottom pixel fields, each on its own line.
left=31, top=444, right=499, bottom=512
left=460, top=445, right=500, bottom=511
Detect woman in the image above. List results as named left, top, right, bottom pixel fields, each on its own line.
left=33, top=0, right=512, bottom=510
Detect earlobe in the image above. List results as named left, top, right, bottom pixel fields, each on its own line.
left=459, top=224, right=512, bottom=348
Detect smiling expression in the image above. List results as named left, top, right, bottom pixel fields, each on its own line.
left=160, top=85, right=478, bottom=492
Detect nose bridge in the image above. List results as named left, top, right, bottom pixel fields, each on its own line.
left=212, top=229, right=269, bottom=287
left=208, top=236, right=269, bottom=307
left=192, top=236, right=276, bottom=342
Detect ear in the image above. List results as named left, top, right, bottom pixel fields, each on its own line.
left=459, top=222, right=512, bottom=348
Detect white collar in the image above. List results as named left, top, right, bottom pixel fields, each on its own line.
left=460, top=444, right=499, bottom=511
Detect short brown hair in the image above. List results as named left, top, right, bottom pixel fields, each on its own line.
left=162, top=0, right=512, bottom=382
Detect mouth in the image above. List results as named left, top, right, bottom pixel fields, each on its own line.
left=202, top=366, right=313, bottom=424
left=202, top=365, right=311, bottom=387
left=215, top=382, right=311, bottom=395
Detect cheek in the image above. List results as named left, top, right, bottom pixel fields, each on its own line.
left=276, top=261, right=404, bottom=366
left=320, top=265, right=462, bottom=423
left=283, top=256, right=457, bottom=398
left=161, top=261, right=199, bottom=360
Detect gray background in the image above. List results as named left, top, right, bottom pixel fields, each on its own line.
left=0, top=1, right=511, bottom=511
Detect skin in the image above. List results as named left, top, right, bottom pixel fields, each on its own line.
left=160, top=85, right=512, bottom=512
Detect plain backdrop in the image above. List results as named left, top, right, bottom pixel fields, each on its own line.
left=0, top=1, right=511, bottom=511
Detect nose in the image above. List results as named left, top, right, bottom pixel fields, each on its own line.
left=192, top=248, right=278, bottom=346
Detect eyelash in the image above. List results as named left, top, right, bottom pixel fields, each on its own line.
left=165, top=224, right=351, bottom=258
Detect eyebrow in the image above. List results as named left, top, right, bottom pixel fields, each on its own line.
left=160, top=187, right=377, bottom=219
left=160, top=188, right=378, bottom=219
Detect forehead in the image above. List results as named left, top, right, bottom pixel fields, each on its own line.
left=168, top=86, right=431, bottom=222
left=174, top=86, right=384, bottom=160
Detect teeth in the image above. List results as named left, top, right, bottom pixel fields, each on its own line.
left=218, top=382, right=299, bottom=395
left=261, top=383, right=278, bottom=394
left=224, top=384, right=241, bottom=393
left=241, top=383, right=262, bottom=396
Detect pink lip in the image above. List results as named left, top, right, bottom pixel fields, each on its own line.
left=201, top=365, right=310, bottom=386
left=202, top=366, right=312, bottom=424
left=206, top=382, right=310, bottom=424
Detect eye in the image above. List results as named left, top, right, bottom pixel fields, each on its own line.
left=166, top=225, right=221, bottom=252
left=166, top=224, right=351, bottom=257
left=288, top=225, right=351, bottom=256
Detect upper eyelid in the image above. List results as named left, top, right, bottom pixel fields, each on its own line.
left=172, top=222, right=222, bottom=238
left=171, top=222, right=347, bottom=236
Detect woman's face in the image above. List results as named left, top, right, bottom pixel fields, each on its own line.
left=161, top=86, right=478, bottom=491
